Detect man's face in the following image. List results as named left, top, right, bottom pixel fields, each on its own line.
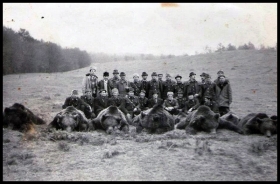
left=90, top=69, right=96, bottom=74
left=120, top=76, right=126, bottom=80
left=219, top=76, right=226, bottom=83
left=153, top=94, right=158, bottom=98
left=104, top=76, right=109, bottom=80
left=204, top=98, right=210, bottom=102
left=190, top=75, right=195, bottom=80
left=167, top=95, right=173, bottom=100
left=112, top=92, right=119, bottom=97
left=152, top=76, right=157, bottom=80
left=128, top=91, right=134, bottom=96
left=86, top=91, right=92, bottom=97
left=217, top=72, right=224, bottom=77
left=175, top=77, right=181, bottom=83
left=139, top=93, right=145, bottom=98
left=178, top=93, right=183, bottom=98
left=166, top=76, right=171, bottom=80
left=133, top=76, right=139, bottom=82
left=142, top=76, right=147, bottom=80
left=201, top=76, right=205, bottom=81
left=113, top=74, right=119, bottom=78
left=158, top=75, right=163, bottom=80
left=188, top=95, right=194, bottom=100
left=100, top=91, right=106, bottom=96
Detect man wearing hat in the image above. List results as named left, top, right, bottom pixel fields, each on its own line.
left=158, top=73, right=163, bottom=83
left=148, top=90, right=163, bottom=108
left=82, top=66, right=98, bottom=97
left=116, top=72, right=131, bottom=97
left=215, top=75, right=232, bottom=116
left=62, top=90, right=94, bottom=119
left=140, top=72, right=150, bottom=98
left=80, top=89, right=96, bottom=119
left=162, top=73, right=176, bottom=100
left=148, top=72, right=162, bottom=99
left=138, top=90, right=149, bottom=111
left=109, top=69, right=120, bottom=88
left=108, top=88, right=127, bottom=114
left=213, top=70, right=230, bottom=84
left=94, top=89, right=109, bottom=115
left=184, top=72, right=202, bottom=104
left=163, top=91, right=179, bottom=115
left=98, top=71, right=113, bottom=97
left=174, top=74, right=185, bottom=98
left=130, top=73, right=142, bottom=97
left=124, top=87, right=140, bottom=122
left=183, top=92, right=200, bottom=113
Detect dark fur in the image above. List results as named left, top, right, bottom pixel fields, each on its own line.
left=3, top=103, right=46, bottom=132
left=48, top=106, right=92, bottom=132
left=176, top=105, right=243, bottom=134
left=238, top=113, right=277, bottom=137
left=91, top=106, right=129, bottom=134
left=133, top=104, right=174, bottom=134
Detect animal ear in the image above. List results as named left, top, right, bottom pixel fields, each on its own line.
left=256, top=117, right=263, bottom=124
left=141, top=111, right=146, bottom=118
left=101, top=114, right=108, bottom=122
left=270, top=115, right=277, bottom=121
left=4, top=107, right=11, bottom=114
left=229, top=114, right=233, bottom=118
left=214, top=113, right=220, bottom=119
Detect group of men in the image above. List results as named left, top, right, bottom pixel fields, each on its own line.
left=62, top=66, right=232, bottom=122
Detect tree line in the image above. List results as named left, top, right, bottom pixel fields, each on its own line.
left=3, top=26, right=92, bottom=75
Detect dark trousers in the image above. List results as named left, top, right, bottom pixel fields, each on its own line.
left=219, top=106, right=230, bottom=116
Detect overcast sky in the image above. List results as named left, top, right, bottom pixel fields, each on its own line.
left=3, top=3, right=277, bottom=55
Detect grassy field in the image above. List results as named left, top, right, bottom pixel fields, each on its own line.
left=3, top=49, right=277, bottom=181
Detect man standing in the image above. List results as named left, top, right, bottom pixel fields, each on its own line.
left=201, top=73, right=216, bottom=105
left=215, top=75, right=232, bottom=116
left=140, top=72, right=150, bottom=98
left=109, top=69, right=120, bottom=88
left=98, top=71, right=113, bottom=97
left=130, top=73, right=142, bottom=97
left=214, top=70, right=230, bottom=84
left=148, top=72, right=162, bottom=99
left=82, top=66, right=98, bottom=97
left=116, top=72, right=131, bottom=97
left=162, top=73, right=176, bottom=100
left=174, top=74, right=185, bottom=98
left=184, top=72, right=202, bottom=103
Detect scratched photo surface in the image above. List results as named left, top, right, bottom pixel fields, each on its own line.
left=3, top=3, right=277, bottom=181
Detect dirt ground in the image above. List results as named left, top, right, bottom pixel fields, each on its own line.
left=2, top=49, right=277, bottom=181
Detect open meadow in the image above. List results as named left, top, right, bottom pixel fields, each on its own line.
left=2, top=49, right=277, bottom=181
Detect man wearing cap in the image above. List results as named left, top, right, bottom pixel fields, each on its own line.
left=183, top=92, right=200, bottom=113
left=162, top=73, right=176, bottom=100
left=215, top=75, right=232, bottom=116
left=94, top=89, right=109, bottom=115
left=148, top=90, right=163, bottom=108
left=200, top=72, right=207, bottom=84
left=98, top=71, right=113, bottom=97
left=163, top=91, right=179, bottom=115
left=148, top=72, right=162, bottom=99
left=108, top=88, right=127, bottom=114
left=138, top=90, right=149, bottom=111
left=130, top=73, right=142, bottom=97
left=158, top=73, right=163, bottom=83
left=184, top=72, right=202, bottom=103
left=201, top=73, right=216, bottom=105
left=140, top=72, right=150, bottom=98
left=109, top=69, right=120, bottom=88
left=82, top=66, right=98, bottom=97
left=174, top=74, right=185, bottom=98
left=80, top=89, right=96, bottom=119
left=116, top=72, right=131, bottom=97
left=124, top=87, right=140, bottom=121
left=62, top=90, right=94, bottom=119
left=203, top=95, right=219, bottom=113
left=214, top=70, right=230, bottom=84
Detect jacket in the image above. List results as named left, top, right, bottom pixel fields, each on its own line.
left=215, top=81, right=232, bottom=107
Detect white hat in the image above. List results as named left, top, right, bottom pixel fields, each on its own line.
left=90, top=66, right=97, bottom=72
left=167, top=92, right=174, bottom=96
left=133, top=73, right=140, bottom=78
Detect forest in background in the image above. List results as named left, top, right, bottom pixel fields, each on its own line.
left=3, top=26, right=276, bottom=75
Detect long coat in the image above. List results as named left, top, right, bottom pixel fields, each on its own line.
left=82, top=74, right=98, bottom=97
left=130, top=81, right=142, bottom=96
left=148, top=79, right=162, bottom=99
left=109, top=77, right=120, bottom=88
left=140, top=80, right=150, bottom=98
left=184, top=80, right=202, bottom=101
left=162, top=79, right=176, bottom=100
left=215, top=81, right=232, bottom=107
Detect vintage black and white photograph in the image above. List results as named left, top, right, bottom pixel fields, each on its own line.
left=3, top=3, right=277, bottom=181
